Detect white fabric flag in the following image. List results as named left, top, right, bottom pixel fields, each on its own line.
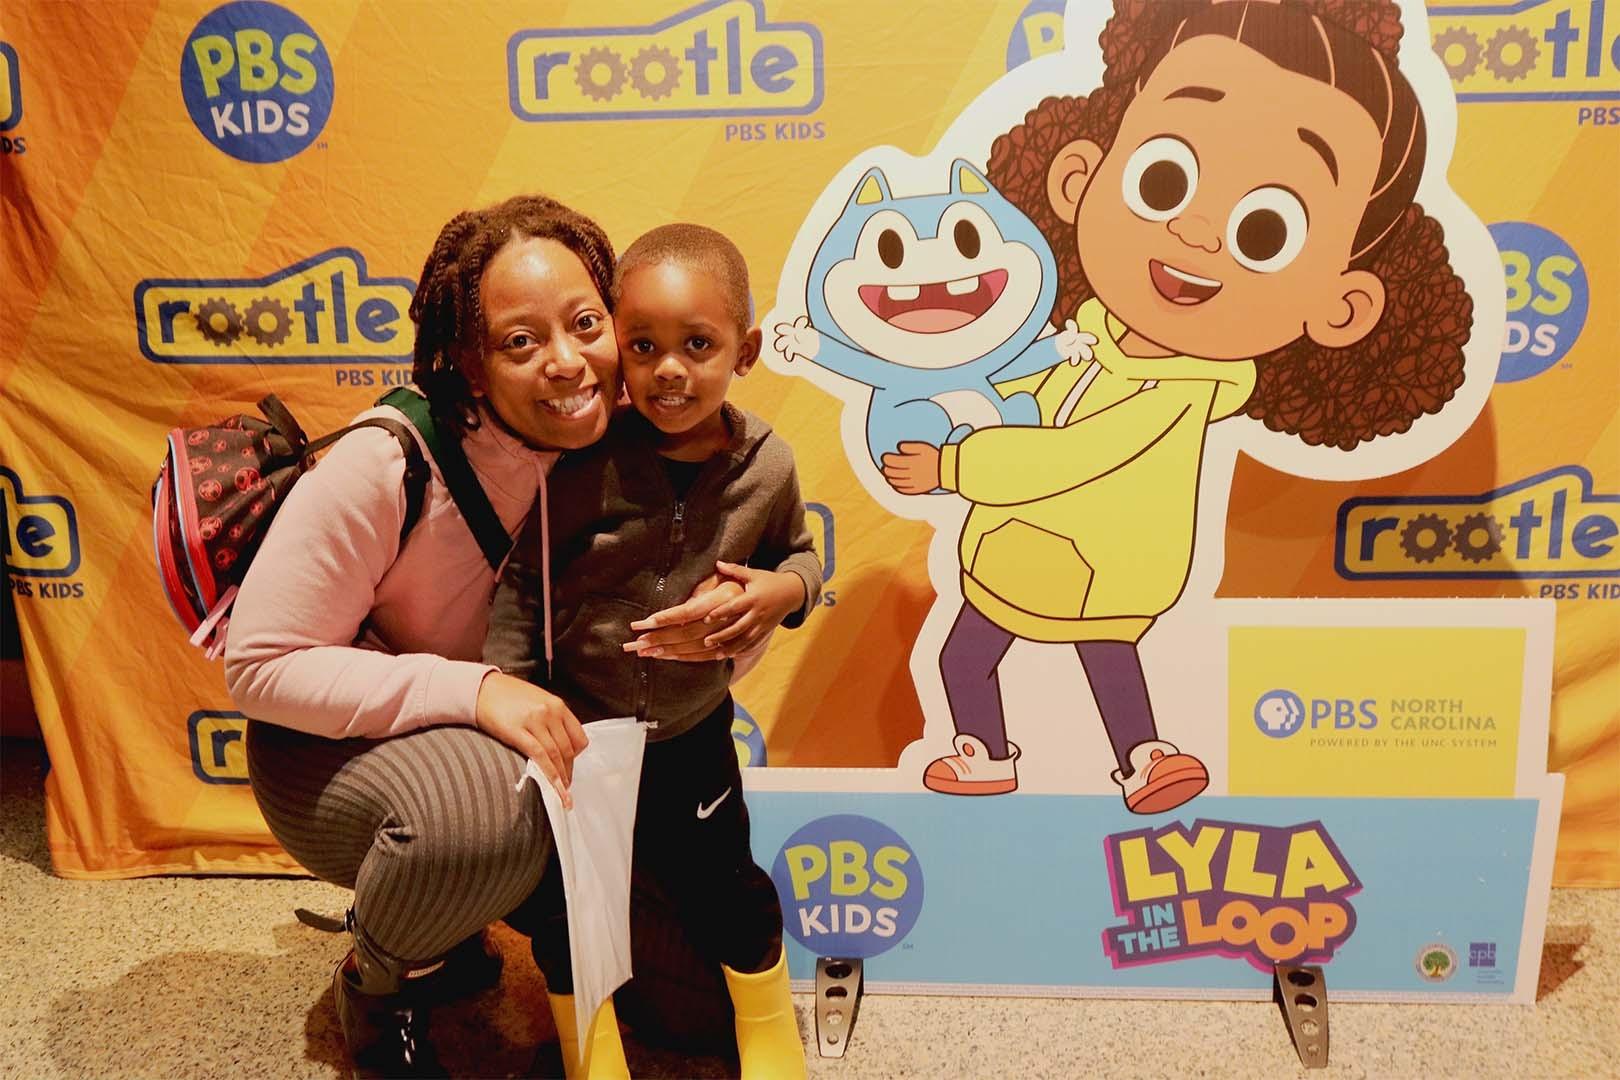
left=517, top=716, right=650, bottom=1049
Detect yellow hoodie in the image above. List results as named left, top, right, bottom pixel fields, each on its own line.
left=938, top=298, right=1256, bottom=643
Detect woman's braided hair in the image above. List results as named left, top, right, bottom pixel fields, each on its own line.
left=987, top=0, right=1474, bottom=450
left=409, top=195, right=616, bottom=431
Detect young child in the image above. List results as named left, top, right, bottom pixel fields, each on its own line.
left=487, top=223, right=820, bottom=1080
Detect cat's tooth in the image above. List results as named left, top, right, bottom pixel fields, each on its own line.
left=886, top=284, right=920, bottom=302
left=946, top=275, right=979, bottom=296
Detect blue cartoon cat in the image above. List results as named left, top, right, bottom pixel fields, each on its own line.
left=773, top=159, right=1094, bottom=467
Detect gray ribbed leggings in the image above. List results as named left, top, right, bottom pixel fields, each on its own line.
left=246, top=719, right=552, bottom=965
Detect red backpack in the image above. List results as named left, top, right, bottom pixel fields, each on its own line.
left=151, top=387, right=509, bottom=658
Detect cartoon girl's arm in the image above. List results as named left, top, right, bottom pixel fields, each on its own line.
left=939, top=381, right=1212, bottom=506
left=773, top=315, right=891, bottom=390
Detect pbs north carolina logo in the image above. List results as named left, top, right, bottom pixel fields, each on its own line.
left=181, top=1, right=333, bottom=163
left=771, top=815, right=922, bottom=958
left=1254, top=690, right=1305, bottom=739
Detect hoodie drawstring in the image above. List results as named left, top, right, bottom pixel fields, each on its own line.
left=538, top=466, right=554, bottom=683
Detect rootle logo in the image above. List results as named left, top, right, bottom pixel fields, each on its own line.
left=771, top=814, right=922, bottom=958
left=1, top=41, right=21, bottom=132
left=134, top=249, right=415, bottom=365
left=1, top=468, right=80, bottom=579
left=508, top=0, right=822, bottom=122
left=180, top=1, right=334, bottom=162
left=1336, top=466, right=1620, bottom=580
left=1104, top=820, right=1360, bottom=970
left=1430, top=0, right=1620, bottom=110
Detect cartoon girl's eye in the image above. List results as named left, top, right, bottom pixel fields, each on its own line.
left=878, top=229, right=905, bottom=269
left=1227, top=186, right=1309, bottom=273
left=954, top=219, right=980, bottom=259
left=1121, top=136, right=1198, bottom=222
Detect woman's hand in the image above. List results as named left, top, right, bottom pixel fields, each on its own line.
left=624, top=573, right=745, bottom=662
left=881, top=441, right=942, bottom=494
left=475, top=671, right=589, bottom=808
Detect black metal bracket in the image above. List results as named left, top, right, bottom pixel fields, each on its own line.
left=814, top=956, right=863, bottom=1058
left=1274, top=963, right=1329, bottom=1068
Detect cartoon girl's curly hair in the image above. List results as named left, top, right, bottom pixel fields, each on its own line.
left=988, top=0, right=1473, bottom=450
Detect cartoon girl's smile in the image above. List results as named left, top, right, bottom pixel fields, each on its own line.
left=1148, top=259, right=1222, bottom=305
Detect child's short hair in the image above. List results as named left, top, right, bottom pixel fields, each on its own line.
left=613, top=223, right=752, bottom=332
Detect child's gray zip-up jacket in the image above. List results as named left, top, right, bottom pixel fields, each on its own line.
left=485, top=403, right=822, bottom=741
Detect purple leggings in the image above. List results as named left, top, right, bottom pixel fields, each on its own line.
left=938, top=602, right=1157, bottom=773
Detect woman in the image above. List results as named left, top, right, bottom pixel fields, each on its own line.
left=225, top=195, right=752, bottom=1076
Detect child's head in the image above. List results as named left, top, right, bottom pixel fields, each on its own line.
left=988, top=0, right=1473, bottom=449
left=611, top=224, right=763, bottom=447
left=410, top=194, right=619, bottom=450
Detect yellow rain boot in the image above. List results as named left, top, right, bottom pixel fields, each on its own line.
left=722, top=952, right=806, bottom=1079
left=546, top=993, right=630, bottom=1080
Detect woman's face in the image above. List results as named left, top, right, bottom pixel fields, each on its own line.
left=469, top=236, right=619, bottom=450
left=1062, top=36, right=1387, bottom=359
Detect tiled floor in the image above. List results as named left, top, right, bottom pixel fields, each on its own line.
left=2, top=738, right=1614, bottom=1079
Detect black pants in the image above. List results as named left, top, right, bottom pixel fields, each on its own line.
left=515, top=697, right=783, bottom=993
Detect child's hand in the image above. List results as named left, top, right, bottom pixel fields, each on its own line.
left=696, top=563, right=806, bottom=654
left=881, top=441, right=942, bottom=494
left=475, top=672, right=589, bottom=809
left=624, top=574, right=746, bottom=660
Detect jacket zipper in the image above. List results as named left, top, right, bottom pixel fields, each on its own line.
left=637, top=498, right=686, bottom=723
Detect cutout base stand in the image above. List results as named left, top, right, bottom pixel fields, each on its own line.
left=1274, top=963, right=1329, bottom=1068
left=814, top=957, right=863, bottom=1058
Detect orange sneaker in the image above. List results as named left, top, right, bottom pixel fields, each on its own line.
left=922, top=735, right=1020, bottom=795
left=1112, top=740, right=1208, bottom=814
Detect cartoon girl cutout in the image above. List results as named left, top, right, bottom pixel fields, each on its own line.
left=876, top=0, right=1474, bottom=813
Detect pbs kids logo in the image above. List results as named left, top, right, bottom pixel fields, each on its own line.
left=1491, top=222, right=1589, bottom=383
left=1006, top=0, right=1065, bottom=70
left=772, top=815, right=922, bottom=958
left=181, top=1, right=334, bottom=162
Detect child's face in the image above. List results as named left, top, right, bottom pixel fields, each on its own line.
left=616, top=261, right=761, bottom=445
left=471, top=237, right=619, bottom=450
left=1061, top=36, right=1387, bottom=359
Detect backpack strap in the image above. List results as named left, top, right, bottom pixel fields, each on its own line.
left=301, top=415, right=429, bottom=546
left=377, top=387, right=511, bottom=573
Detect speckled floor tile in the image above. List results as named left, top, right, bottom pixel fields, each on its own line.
left=2, top=739, right=1615, bottom=1079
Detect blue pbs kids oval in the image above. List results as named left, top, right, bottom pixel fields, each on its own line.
left=731, top=701, right=768, bottom=768
left=181, top=1, right=333, bottom=163
left=771, top=814, right=923, bottom=958
left=1489, top=221, right=1588, bottom=383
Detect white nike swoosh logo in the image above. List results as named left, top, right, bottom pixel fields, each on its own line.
left=696, top=787, right=733, bottom=820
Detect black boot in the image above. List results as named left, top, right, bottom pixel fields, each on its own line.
left=402, top=928, right=503, bottom=1002
left=334, top=923, right=446, bottom=1079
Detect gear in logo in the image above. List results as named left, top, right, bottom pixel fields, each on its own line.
left=575, top=47, right=628, bottom=101
left=1400, top=513, right=1452, bottom=563
left=243, top=297, right=293, bottom=347
left=1432, top=26, right=1483, bottom=80
left=1484, top=25, right=1539, bottom=82
left=195, top=297, right=243, bottom=346
left=1453, top=512, right=1504, bottom=563
left=628, top=45, right=681, bottom=100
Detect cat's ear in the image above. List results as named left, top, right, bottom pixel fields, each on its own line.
left=848, top=167, right=892, bottom=209
left=950, top=159, right=991, bottom=196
